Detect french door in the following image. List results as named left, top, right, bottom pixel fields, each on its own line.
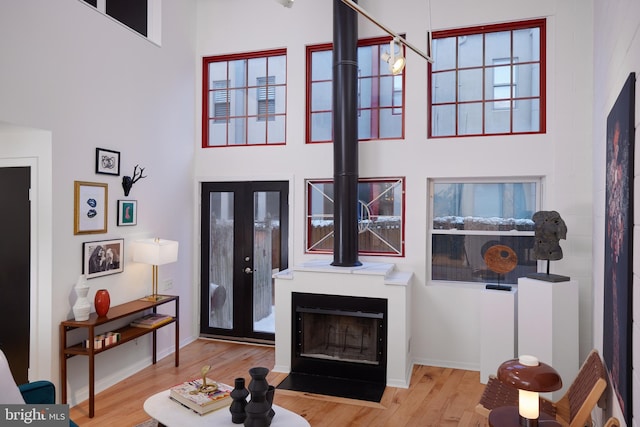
left=200, top=181, right=288, bottom=343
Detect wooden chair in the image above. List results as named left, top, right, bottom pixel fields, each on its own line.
left=476, top=349, right=607, bottom=427
left=604, top=417, right=620, bottom=427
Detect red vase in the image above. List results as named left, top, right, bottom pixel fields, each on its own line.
left=94, top=289, right=110, bottom=316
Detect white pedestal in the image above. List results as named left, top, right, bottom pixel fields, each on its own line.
left=480, top=287, right=517, bottom=384
left=517, top=277, right=579, bottom=399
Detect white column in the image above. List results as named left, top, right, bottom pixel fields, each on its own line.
left=480, top=287, right=517, bottom=383
left=517, top=277, right=579, bottom=399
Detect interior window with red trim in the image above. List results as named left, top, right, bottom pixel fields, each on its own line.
left=306, top=36, right=405, bottom=144
left=429, top=19, right=545, bottom=138
left=306, top=177, right=405, bottom=256
left=202, top=49, right=287, bottom=147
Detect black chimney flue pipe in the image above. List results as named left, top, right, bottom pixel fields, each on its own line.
left=331, top=0, right=361, bottom=267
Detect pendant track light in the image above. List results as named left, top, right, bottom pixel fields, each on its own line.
left=381, top=38, right=406, bottom=75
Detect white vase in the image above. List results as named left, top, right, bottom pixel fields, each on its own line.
left=72, top=275, right=91, bottom=321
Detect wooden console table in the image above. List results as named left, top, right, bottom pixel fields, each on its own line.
left=60, top=295, right=179, bottom=418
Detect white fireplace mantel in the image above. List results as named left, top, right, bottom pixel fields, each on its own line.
left=273, top=260, right=414, bottom=388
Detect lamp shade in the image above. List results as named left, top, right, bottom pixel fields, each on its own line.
left=497, top=355, right=562, bottom=392
left=133, top=238, right=179, bottom=266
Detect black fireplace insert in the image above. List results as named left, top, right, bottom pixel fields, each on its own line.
left=277, top=292, right=388, bottom=402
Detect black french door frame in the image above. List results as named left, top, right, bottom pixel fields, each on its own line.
left=200, top=181, right=288, bottom=343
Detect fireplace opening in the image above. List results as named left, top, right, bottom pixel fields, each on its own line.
left=298, top=308, right=382, bottom=365
left=277, top=292, right=387, bottom=402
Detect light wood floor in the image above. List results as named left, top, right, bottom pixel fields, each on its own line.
left=69, top=339, right=490, bottom=426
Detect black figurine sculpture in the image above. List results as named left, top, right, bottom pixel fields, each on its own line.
left=527, top=210, right=570, bottom=282
left=229, top=377, right=249, bottom=424
left=122, top=164, right=147, bottom=196
left=244, top=367, right=274, bottom=427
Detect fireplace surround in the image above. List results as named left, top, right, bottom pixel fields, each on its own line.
left=273, top=260, right=413, bottom=397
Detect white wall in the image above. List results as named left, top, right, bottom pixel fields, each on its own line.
left=195, top=0, right=594, bottom=371
left=593, top=0, right=640, bottom=425
left=0, top=0, right=197, bottom=404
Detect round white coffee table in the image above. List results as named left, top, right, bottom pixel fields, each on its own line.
left=143, top=389, right=310, bottom=427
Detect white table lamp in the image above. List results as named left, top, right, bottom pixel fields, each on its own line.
left=133, top=238, right=179, bottom=301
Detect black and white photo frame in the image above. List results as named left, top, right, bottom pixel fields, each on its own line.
left=95, top=148, right=121, bottom=176
left=82, top=238, right=124, bottom=279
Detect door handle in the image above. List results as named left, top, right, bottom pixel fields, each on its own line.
left=244, top=267, right=254, bottom=274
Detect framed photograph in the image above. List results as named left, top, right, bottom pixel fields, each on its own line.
left=603, top=72, right=634, bottom=424
left=74, top=181, right=108, bottom=235
left=83, top=238, right=124, bottom=279
left=117, top=200, right=137, bottom=226
left=95, top=148, right=121, bottom=175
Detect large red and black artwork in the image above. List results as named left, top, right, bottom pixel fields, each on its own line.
left=604, top=72, right=634, bottom=424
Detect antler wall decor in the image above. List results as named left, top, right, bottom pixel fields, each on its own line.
left=122, top=165, right=147, bottom=196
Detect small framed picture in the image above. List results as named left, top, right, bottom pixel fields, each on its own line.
left=74, top=181, right=108, bottom=235
left=117, top=200, right=137, bottom=226
left=95, top=148, right=121, bottom=176
left=83, top=239, right=124, bottom=279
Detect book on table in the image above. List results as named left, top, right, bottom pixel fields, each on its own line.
left=169, top=378, right=233, bottom=415
left=129, top=313, right=173, bottom=328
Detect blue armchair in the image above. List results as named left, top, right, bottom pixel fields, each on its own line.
left=18, top=380, right=56, bottom=404
left=19, top=380, right=79, bottom=427
left=1, top=350, right=77, bottom=427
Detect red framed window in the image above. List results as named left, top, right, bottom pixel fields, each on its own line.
left=306, top=36, right=405, bottom=144
left=429, top=19, right=545, bottom=138
left=306, top=177, right=405, bottom=256
left=202, top=49, right=287, bottom=147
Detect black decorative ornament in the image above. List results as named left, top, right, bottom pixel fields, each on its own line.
left=266, top=385, right=276, bottom=424
left=244, top=367, right=273, bottom=427
left=229, top=377, right=249, bottom=424
left=121, top=164, right=147, bottom=196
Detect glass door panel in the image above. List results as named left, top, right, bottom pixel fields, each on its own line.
left=207, top=191, right=234, bottom=330
left=252, top=191, right=281, bottom=334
